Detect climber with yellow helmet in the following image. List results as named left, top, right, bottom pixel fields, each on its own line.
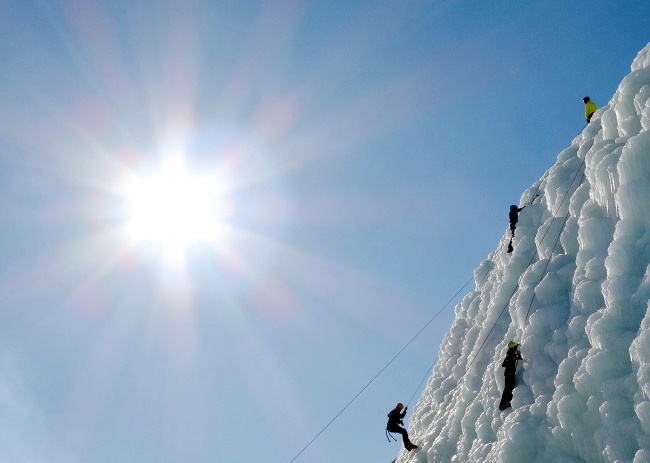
left=498, top=341, right=523, bottom=411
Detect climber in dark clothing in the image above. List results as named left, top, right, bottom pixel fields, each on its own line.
left=386, top=403, right=418, bottom=451
left=509, top=205, right=525, bottom=237
left=499, top=341, right=523, bottom=410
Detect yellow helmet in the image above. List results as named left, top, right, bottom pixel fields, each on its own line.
left=508, top=341, right=517, bottom=348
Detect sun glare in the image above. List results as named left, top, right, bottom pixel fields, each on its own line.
left=123, top=160, right=223, bottom=260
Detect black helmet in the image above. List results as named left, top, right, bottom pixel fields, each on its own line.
left=583, top=96, right=590, bottom=103
left=510, top=205, right=518, bottom=210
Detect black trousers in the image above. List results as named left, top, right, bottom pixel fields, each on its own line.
left=387, top=424, right=413, bottom=447
left=500, top=372, right=516, bottom=407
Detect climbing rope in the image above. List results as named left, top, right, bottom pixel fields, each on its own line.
left=431, top=143, right=593, bottom=417
left=523, top=167, right=587, bottom=326
left=287, top=269, right=482, bottom=463
left=521, top=129, right=599, bottom=325
left=405, top=260, right=496, bottom=408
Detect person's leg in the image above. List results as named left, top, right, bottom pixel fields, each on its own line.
left=395, top=426, right=413, bottom=447
left=498, top=390, right=509, bottom=409
left=500, top=373, right=515, bottom=408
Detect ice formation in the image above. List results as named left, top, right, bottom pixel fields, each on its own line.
left=402, top=43, right=650, bottom=463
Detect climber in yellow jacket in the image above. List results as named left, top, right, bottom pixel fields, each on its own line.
left=583, top=96, right=598, bottom=123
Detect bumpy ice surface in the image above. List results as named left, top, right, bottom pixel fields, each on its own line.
left=401, top=43, right=650, bottom=463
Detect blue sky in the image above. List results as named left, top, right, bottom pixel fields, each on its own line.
left=0, top=1, right=648, bottom=462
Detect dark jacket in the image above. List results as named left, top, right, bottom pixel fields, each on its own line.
left=509, top=207, right=524, bottom=225
left=502, top=347, right=523, bottom=374
left=387, top=408, right=406, bottom=428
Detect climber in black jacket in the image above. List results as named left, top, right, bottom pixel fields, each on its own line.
left=509, top=205, right=525, bottom=237
left=386, top=403, right=418, bottom=451
left=499, top=341, right=523, bottom=410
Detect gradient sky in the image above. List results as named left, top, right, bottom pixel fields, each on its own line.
left=0, top=1, right=648, bottom=463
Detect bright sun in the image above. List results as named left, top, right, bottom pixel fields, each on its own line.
left=123, top=160, right=222, bottom=260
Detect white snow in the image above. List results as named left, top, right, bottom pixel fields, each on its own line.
left=402, top=43, right=650, bottom=463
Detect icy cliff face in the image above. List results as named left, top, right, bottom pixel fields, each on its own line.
left=403, top=43, right=650, bottom=463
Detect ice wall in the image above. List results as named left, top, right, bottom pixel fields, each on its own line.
left=402, top=43, right=650, bottom=463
